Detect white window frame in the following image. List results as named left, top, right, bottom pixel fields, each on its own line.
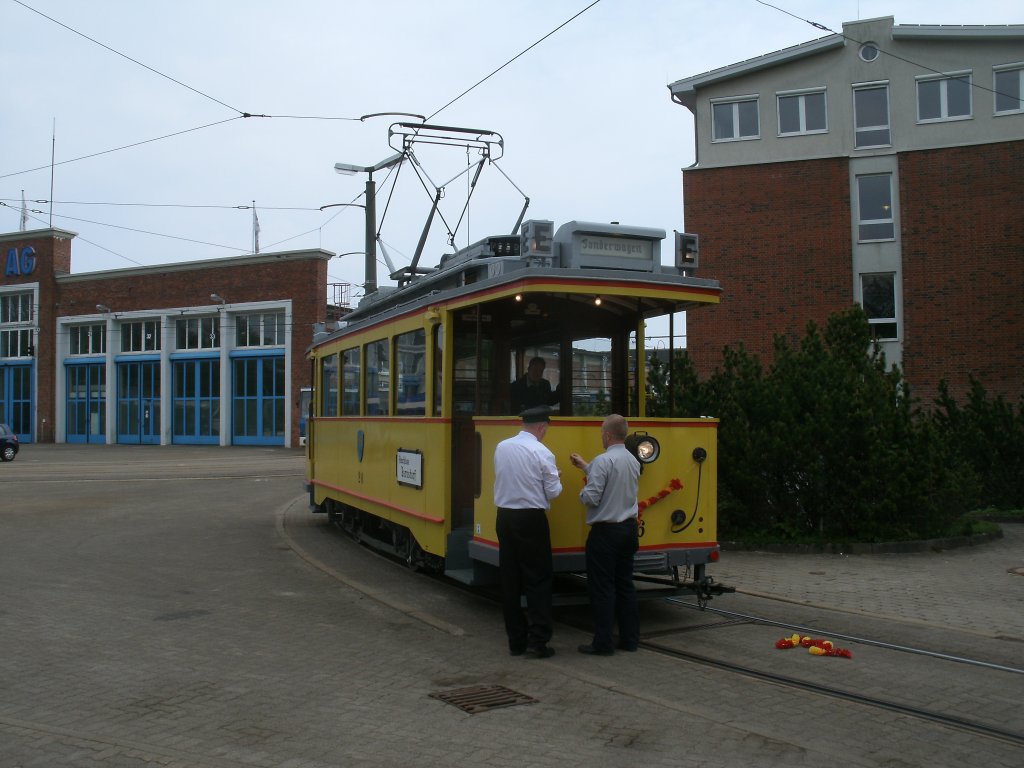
left=711, top=95, right=760, bottom=142
left=120, top=319, right=161, bottom=353
left=856, top=173, right=895, bottom=243
left=777, top=87, right=828, bottom=136
left=860, top=273, right=899, bottom=341
left=69, top=323, right=106, bottom=356
left=993, top=63, right=1024, bottom=115
left=175, top=316, right=220, bottom=351
left=853, top=82, right=891, bottom=149
left=235, top=311, right=285, bottom=348
left=916, top=71, right=973, bottom=123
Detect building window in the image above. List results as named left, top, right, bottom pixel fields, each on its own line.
left=861, top=273, right=898, bottom=340
left=994, top=64, right=1024, bottom=114
left=857, top=174, right=895, bottom=242
left=121, top=320, right=161, bottom=353
left=778, top=89, right=827, bottom=135
left=711, top=96, right=759, bottom=141
left=236, top=312, right=285, bottom=347
left=853, top=83, right=890, bottom=148
left=0, top=328, right=32, bottom=357
left=1, top=291, right=34, bottom=358
left=917, top=72, right=972, bottom=122
left=175, top=317, right=219, bottom=350
left=69, top=324, right=106, bottom=355
left=1, top=292, right=33, bottom=323
left=858, top=42, right=880, bottom=62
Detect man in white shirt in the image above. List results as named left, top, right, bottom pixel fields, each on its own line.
left=570, top=414, right=641, bottom=655
left=493, top=406, right=562, bottom=658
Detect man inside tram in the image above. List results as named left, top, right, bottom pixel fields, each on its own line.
left=510, top=356, right=560, bottom=415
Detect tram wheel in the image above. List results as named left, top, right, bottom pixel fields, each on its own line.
left=394, top=528, right=421, bottom=571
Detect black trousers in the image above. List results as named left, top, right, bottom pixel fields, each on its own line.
left=585, top=519, right=640, bottom=651
left=496, top=508, right=553, bottom=651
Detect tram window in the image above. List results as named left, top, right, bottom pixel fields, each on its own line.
left=365, top=339, right=390, bottom=416
left=570, top=338, right=613, bottom=416
left=432, top=325, right=444, bottom=417
left=454, top=335, right=497, bottom=415
left=342, top=347, right=360, bottom=416
left=510, top=344, right=560, bottom=415
left=321, top=353, right=338, bottom=417
left=396, top=329, right=426, bottom=416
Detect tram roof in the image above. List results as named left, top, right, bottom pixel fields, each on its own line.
left=312, top=220, right=720, bottom=351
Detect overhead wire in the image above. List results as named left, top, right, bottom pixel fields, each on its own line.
left=6, top=0, right=606, bottom=262
left=0, top=198, right=324, bottom=212
left=11, top=0, right=243, bottom=115
left=426, top=0, right=603, bottom=121
left=0, top=117, right=243, bottom=181
left=753, top=0, right=1020, bottom=103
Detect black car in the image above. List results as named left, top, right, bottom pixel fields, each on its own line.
left=0, top=423, right=18, bottom=462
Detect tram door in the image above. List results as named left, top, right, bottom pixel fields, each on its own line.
left=449, top=312, right=503, bottom=532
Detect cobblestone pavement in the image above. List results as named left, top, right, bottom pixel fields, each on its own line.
left=1, top=445, right=1021, bottom=767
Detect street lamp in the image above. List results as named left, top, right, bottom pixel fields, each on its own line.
left=333, top=152, right=405, bottom=295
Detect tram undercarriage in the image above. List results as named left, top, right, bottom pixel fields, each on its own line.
left=322, top=499, right=445, bottom=574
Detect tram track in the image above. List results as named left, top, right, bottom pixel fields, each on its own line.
left=666, top=598, right=1024, bottom=675
left=639, top=637, right=1024, bottom=748
left=634, top=597, right=1024, bottom=748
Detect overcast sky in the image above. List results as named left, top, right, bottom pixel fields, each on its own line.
left=3, top=1, right=1020, bottom=298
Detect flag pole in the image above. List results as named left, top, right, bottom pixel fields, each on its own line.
left=252, top=200, right=260, bottom=254
left=49, top=119, right=56, bottom=228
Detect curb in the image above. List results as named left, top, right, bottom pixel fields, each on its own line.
left=721, top=528, right=1005, bottom=555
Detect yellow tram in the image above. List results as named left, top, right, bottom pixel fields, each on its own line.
left=306, top=218, right=724, bottom=596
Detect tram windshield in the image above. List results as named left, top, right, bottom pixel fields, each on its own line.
left=451, top=298, right=649, bottom=418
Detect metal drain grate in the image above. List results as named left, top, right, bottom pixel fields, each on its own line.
left=430, top=684, right=538, bottom=714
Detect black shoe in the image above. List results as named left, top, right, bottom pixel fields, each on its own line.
left=616, top=643, right=638, bottom=652
left=523, top=645, right=555, bottom=659
left=578, top=644, right=614, bottom=656
left=509, top=647, right=526, bottom=657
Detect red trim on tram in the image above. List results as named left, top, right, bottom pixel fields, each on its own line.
left=470, top=536, right=717, bottom=552
left=313, top=416, right=451, bottom=424
left=312, top=479, right=445, bottom=523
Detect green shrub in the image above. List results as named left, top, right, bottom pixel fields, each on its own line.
left=647, top=306, right=998, bottom=542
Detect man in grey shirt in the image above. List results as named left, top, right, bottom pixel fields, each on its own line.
left=570, top=414, right=641, bottom=655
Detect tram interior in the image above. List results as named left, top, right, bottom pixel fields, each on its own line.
left=448, top=290, right=682, bottom=532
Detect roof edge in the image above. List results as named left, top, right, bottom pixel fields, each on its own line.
left=56, top=247, right=335, bottom=284
left=668, top=34, right=844, bottom=109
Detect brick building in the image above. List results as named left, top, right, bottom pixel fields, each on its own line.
left=1, top=227, right=333, bottom=446
left=669, top=16, right=1024, bottom=404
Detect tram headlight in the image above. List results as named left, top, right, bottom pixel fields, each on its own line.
left=625, top=432, right=660, bottom=465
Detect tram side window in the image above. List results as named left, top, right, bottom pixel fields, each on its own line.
left=365, top=339, right=390, bottom=416
left=321, top=353, right=339, bottom=417
left=342, top=347, right=360, bottom=416
left=396, top=329, right=426, bottom=416
left=570, top=338, right=613, bottom=416
left=432, top=324, right=444, bottom=417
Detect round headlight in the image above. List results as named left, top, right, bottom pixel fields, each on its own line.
left=626, top=432, right=660, bottom=464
